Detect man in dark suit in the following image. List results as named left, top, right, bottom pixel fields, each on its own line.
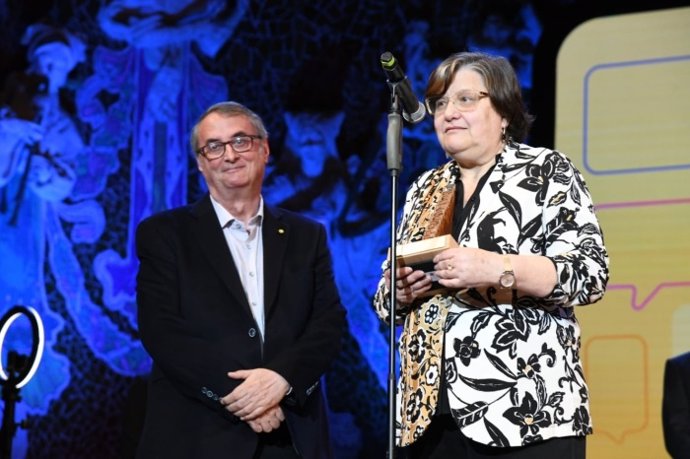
left=135, top=101, right=347, bottom=458
left=662, top=351, right=690, bottom=459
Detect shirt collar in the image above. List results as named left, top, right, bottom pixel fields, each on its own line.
left=209, top=194, right=264, bottom=229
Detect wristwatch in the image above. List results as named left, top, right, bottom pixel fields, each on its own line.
left=498, top=255, right=515, bottom=289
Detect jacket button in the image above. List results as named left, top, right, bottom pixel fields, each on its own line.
left=248, top=328, right=256, bottom=338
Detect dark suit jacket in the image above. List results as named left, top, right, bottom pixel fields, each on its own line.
left=663, top=351, right=690, bottom=459
left=135, top=195, right=346, bottom=459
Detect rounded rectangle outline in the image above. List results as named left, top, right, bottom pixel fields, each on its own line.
left=582, top=54, right=690, bottom=176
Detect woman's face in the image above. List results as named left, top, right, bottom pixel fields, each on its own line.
left=31, top=43, right=72, bottom=93
left=433, top=68, right=507, bottom=168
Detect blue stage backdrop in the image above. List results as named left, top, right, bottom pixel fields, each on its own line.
left=0, top=0, right=676, bottom=457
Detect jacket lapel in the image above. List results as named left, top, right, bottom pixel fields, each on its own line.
left=262, top=206, right=289, bottom=316
left=191, top=196, right=251, bottom=314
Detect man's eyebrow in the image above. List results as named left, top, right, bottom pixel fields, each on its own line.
left=202, top=131, right=251, bottom=143
left=230, top=130, right=254, bottom=137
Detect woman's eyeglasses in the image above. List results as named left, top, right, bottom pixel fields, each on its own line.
left=425, top=90, right=489, bottom=116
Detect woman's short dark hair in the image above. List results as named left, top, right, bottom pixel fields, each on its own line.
left=424, top=52, right=534, bottom=142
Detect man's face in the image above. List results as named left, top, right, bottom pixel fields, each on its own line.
left=196, top=113, right=269, bottom=197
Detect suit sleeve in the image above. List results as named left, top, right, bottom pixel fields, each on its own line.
left=264, top=221, right=347, bottom=407
left=662, top=356, right=690, bottom=458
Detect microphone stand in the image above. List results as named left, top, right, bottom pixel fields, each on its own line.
left=384, top=85, right=403, bottom=459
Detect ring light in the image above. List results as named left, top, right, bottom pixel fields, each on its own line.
left=0, top=305, right=45, bottom=389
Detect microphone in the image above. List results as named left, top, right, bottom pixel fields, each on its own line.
left=380, top=51, right=426, bottom=124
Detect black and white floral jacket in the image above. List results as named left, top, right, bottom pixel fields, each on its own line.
left=373, top=142, right=609, bottom=447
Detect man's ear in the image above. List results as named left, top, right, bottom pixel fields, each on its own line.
left=263, top=140, right=271, bottom=163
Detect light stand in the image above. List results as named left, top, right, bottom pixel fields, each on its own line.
left=0, top=306, right=45, bottom=459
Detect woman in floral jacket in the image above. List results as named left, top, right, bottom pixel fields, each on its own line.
left=373, top=51, right=609, bottom=458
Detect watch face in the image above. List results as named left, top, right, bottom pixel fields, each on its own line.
left=499, top=255, right=515, bottom=289
left=499, top=272, right=515, bottom=288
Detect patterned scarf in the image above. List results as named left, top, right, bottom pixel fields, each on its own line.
left=394, top=160, right=460, bottom=445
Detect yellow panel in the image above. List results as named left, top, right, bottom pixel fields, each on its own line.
left=556, top=7, right=690, bottom=459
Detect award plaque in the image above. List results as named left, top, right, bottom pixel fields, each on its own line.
left=395, top=181, right=458, bottom=297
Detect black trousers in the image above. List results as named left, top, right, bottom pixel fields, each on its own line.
left=403, top=415, right=586, bottom=459
left=253, top=424, right=300, bottom=459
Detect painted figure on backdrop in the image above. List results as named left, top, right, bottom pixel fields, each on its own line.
left=0, top=24, right=92, bottom=458
left=466, top=2, right=542, bottom=99
left=263, top=111, right=348, bottom=231
left=92, top=0, right=248, bottom=331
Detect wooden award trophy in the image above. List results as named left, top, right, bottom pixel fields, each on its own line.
left=396, top=182, right=458, bottom=297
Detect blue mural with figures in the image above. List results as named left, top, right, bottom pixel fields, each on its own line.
left=0, top=0, right=671, bottom=457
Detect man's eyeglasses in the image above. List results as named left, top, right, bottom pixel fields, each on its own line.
left=425, top=90, right=489, bottom=116
left=197, top=135, right=263, bottom=160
